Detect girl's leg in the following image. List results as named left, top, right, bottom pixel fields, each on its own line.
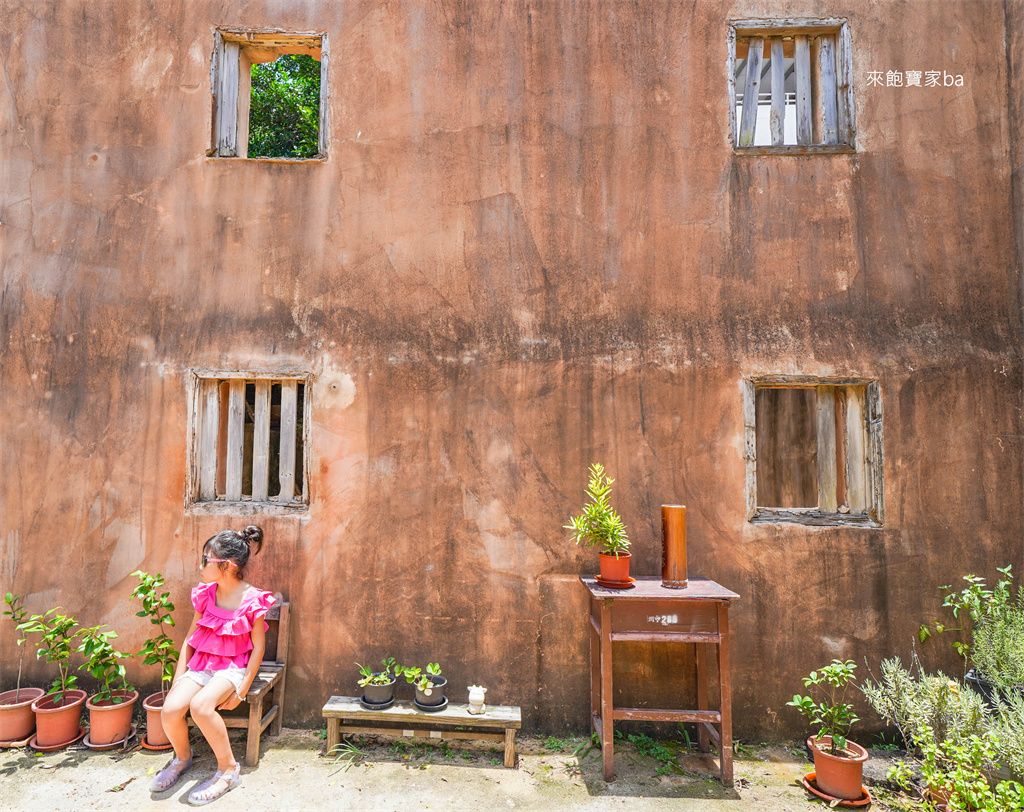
left=161, top=678, right=203, bottom=761
left=189, top=676, right=238, bottom=774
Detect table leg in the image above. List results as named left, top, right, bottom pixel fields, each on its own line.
left=504, top=729, right=517, bottom=768
left=717, top=603, right=734, bottom=788
left=326, top=718, right=340, bottom=753
left=600, top=600, right=614, bottom=781
left=695, top=643, right=709, bottom=752
left=589, top=614, right=599, bottom=736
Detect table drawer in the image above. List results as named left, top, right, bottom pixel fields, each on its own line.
left=609, top=600, right=720, bottom=635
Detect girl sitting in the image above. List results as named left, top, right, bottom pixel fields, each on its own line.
left=150, top=525, right=274, bottom=805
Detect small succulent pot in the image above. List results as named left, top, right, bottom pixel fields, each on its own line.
left=808, top=735, right=868, bottom=801
left=0, top=687, right=46, bottom=742
left=598, top=552, right=631, bottom=583
left=415, top=676, right=448, bottom=707
left=362, top=676, right=397, bottom=705
left=31, top=689, right=87, bottom=748
left=86, top=689, right=139, bottom=745
left=142, top=691, right=170, bottom=747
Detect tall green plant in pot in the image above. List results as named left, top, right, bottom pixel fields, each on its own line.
left=0, top=593, right=45, bottom=742
left=787, top=659, right=868, bottom=802
left=131, top=570, right=179, bottom=748
left=565, top=463, right=632, bottom=586
left=79, top=625, right=137, bottom=745
left=20, top=608, right=87, bottom=747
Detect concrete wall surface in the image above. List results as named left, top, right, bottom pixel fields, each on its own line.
left=1, top=0, right=1022, bottom=739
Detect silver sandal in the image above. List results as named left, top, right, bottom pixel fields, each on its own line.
left=188, top=762, right=241, bottom=805
left=149, top=753, right=193, bottom=792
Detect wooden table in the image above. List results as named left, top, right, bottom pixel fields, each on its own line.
left=322, top=696, right=522, bottom=767
left=581, top=575, right=740, bottom=785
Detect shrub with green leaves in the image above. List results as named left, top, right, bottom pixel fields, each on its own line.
left=992, top=692, right=1024, bottom=777
left=565, top=463, right=630, bottom=557
left=18, top=609, right=81, bottom=703
left=787, top=659, right=859, bottom=755
left=78, top=626, right=133, bottom=703
left=357, top=657, right=397, bottom=688
left=398, top=663, right=442, bottom=695
left=2, top=592, right=30, bottom=701
left=972, top=607, right=1024, bottom=691
left=130, top=571, right=179, bottom=698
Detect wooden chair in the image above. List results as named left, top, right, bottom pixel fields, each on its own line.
left=187, top=598, right=290, bottom=766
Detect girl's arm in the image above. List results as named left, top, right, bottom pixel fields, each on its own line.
left=172, top=611, right=202, bottom=683
left=218, top=618, right=265, bottom=710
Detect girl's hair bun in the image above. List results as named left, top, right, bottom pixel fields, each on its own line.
left=241, top=525, right=264, bottom=555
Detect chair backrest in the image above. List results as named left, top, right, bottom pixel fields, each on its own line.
left=262, top=599, right=290, bottom=666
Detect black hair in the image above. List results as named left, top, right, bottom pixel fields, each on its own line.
left=203, top=525, right=264, bottom=578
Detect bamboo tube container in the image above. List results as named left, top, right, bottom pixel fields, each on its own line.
left=661, top=505, right=688, bottom=588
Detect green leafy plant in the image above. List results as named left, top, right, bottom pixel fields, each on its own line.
left=787, top=659, right=859, bottom=755
left=130, top=571, right=179, bottom=699
left=77, top=626, right=134, bottom=703
left=564, top=463, right=630, bottom=557
left=971, top=607, right=1024, bottom=691
left=18, top=609, right=81, bottom=704
left=398, top=662, right=442, bottom=695
left=357, top=657, right=397, bottom=688
left=2, top=592, right=30, bottom=702
left=991, top=692, right=1024, bottom=777
left=248, top=54, right=321, bottom=159
left=328, top=739, right=366, bottom=774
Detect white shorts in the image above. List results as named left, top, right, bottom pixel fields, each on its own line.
left=181, top=666, right=247, bottom=692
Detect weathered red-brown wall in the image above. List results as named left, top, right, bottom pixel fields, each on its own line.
left=2, top=0, right=1022, bottom=739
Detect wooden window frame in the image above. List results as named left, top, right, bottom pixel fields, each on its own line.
left=743, top=376, right=883, bottom=527
left=210, top=27, right=329, bottom=161
left=728, top=18, right=856, bottom=155
left=186, top=371, right=312, bottom=515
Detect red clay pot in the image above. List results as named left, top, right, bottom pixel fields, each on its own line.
left=87, top=689, right=139, bottom=745
left=808, top=735, right=868, bottom=801
left=0, top=687, right=45, bottom=742
left=142, top=691, right=170, bottom=747
left=31, top=689, right=87, bottom=747
left=599, top=552, right=631, bottom=583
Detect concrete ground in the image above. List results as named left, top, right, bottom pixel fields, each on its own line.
left=1, top=729, right=923, bottom=812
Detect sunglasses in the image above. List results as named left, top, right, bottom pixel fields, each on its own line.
left=202, top=555, right=237, bottom=568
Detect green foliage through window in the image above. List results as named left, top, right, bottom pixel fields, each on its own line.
left=248, top=54, right=321, bottom=159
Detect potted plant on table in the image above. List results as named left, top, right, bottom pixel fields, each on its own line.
left=787, top=659, right=868, bottom=802
left=357, top=657, right=398, bottom=707
left=565, top=463, right=632, bottom=586
left=78, top=625, right=137, bottom=746
left=0, top=593, right=45, bottom=743
left=20, top=608, right=86, bottom=748
left=130, top=570, right=179, bottom=747
left=400, top=663, right=447, bottom=710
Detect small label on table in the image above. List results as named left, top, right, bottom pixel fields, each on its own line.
left=647, top=614, right=679, bottom=626
left=403, top=730, right=414, bottom=737
left=430, top=731, right=442, bottom=738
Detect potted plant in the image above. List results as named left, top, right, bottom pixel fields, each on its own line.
left=0, top=593, right=45, bottom=742
left=20, top=608, right=86, bottom=748
left=78, top=625, right=137, bottom=745
left=787, top=659, right=868, bottom=802
left=357, top=657, right=397, bottom=706
left=565, top=463, right=632, bottom=585
left=130, top=570, right=179, bottom=747
left=400, top=663, right=447, bottom=709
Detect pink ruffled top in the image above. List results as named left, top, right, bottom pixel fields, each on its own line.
left=186, top=583, right=275, bottom=672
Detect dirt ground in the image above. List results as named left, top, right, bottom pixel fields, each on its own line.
left=1, top=729, right=924, bottom=812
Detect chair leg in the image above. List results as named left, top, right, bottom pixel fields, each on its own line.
left=271, top=673, right=285, bottom=737
left=245, top=698, right=262, bottom=767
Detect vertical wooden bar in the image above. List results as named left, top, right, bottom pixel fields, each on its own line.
left=769, top=38, right=785, bottom=146
left=819, top=34, right=839, bottom=144
left=816, top=387, right=838, bottom=512
left=216, top=382, right=229, bottom=496
left=600, top=599, right=615, bottom=781
left=743, top=381, right=757, bottom=519
left=809, top=36, right=821, bottom=144
left=252, top=380, right=271, bottom=501
left=503, top=729, right=516, bottom=768
left=867, top=382, right=884, bottom=522
left=318, top=35, right=330, bottom=157
left=727, top=27, right=738, bottom=149
left=838, top=23, right=855, bottom=146
left=846, top=386, right=868, bottom=513
left=245, top=696, right=262, bottom=766
left=589, top=605, right=600, bottom=735
left=717, top=603, right=734, bottom=787
left=737, top=37, right=763, bottom=147
left=696, top=643, right=709, bottom=752
left=834, top=388, right=848, bottom=508
left=217, top=40, right=240, bottom=156
left=199, top=379, right=220, bottom=501
left=236, top=47, right=252, bottom=158
left=225, top=379, right=245, bottom=501
left=794, top=35, right=812, bottom=145
left=327, top=717, right=340, bottom=752
left=278, top=380, right=297, bottom=501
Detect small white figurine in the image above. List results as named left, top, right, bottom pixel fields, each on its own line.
left=467, top=685, right=487, bottom=714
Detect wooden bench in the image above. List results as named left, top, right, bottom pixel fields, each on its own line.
left=187, top=599, right=289, bottom=766
left=322, top=696, right=522, bottom=767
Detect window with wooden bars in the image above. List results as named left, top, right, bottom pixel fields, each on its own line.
left=743, top=378, right=883, bottom=526
left=728, top=19, right=855, bottom=154
left=188, top=374, right=310, bottom=512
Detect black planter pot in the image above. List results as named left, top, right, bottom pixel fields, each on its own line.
left=965, top=668, right=1024, bottom=709
left=414, top=676, right=447, bottom=707
left=362, top=676, right=397, bottom=705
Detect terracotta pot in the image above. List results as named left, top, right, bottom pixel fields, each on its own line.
left=599, top=552, right=631, bottom=583
left=142, top=691, right=169, bottom=747
left=414, top=676, right=448, bottom=707
left=86, top=689, right=139, bottom=745
left=808, top=735, right=868, bottom=801
left=31, top=689, right=87, bottom=747
left=0, top=687, right=46, bottom=742
left=362, top=676, right=396, bottom=705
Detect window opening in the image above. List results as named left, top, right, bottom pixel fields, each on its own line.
left=249, top=54, right=322, bottom=158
